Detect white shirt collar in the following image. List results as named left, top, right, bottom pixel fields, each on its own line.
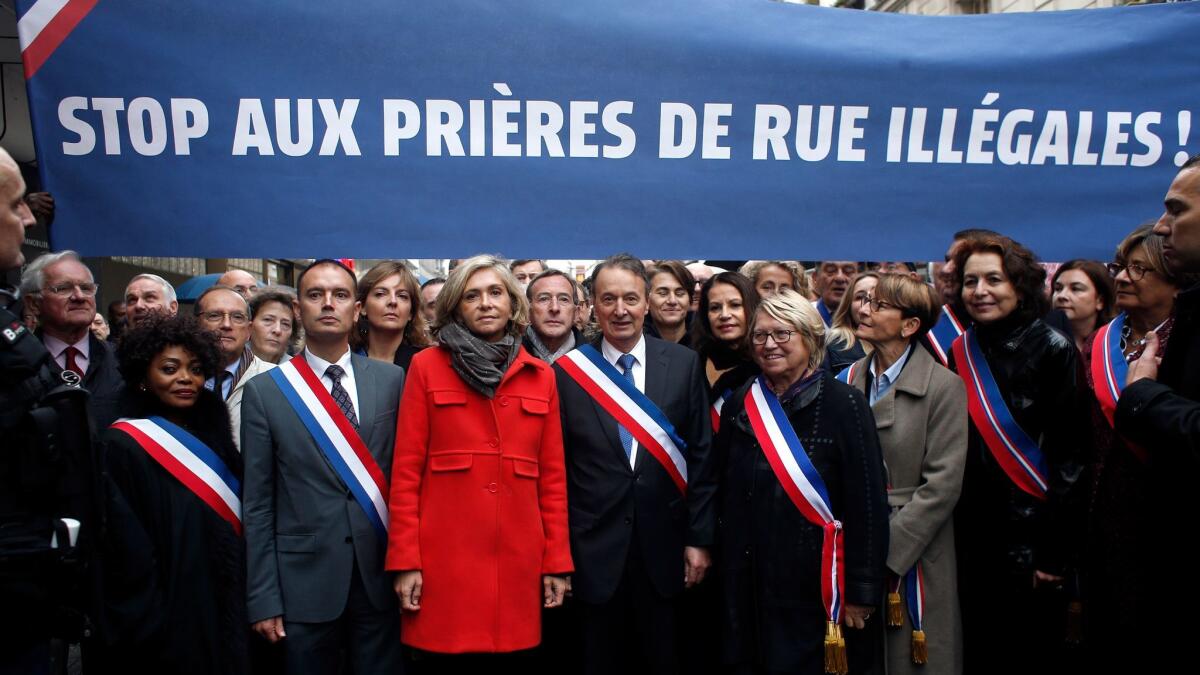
left=601, top=333, right=647, bottom=367
left=304, top=345, right=354, bottom=377
left=43, top=332, right=90, bottom=359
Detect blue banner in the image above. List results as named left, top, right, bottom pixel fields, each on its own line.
left=16, top=1, right=1200, bottom=259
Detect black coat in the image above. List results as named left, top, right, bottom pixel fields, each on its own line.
left=716, top=370, right=889, bottom=672
left=949, top=317, right=1089, bottom=580
left=1115, top=282, right=1200, bottom=656
left=93, top=390, right=248, bottom=675
left=554, top=336, right=717, bottom=604
left=38, top=331, right=127, bottom=429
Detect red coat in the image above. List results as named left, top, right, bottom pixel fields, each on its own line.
left=385, top=345, right=573, bottom=653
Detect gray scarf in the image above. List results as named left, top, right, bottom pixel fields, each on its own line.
left=525, top=326, right=576, bottom=364
left=438, top=322, right=518, bottom=398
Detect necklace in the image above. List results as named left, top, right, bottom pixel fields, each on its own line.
left=1120, top=315, right=1171, bottom=360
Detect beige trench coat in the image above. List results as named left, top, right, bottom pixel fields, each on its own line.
left=845, top=344, right=967, bottom=675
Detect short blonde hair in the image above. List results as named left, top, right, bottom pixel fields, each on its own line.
left=739, top=260, right=811, bottom=297
left=752, top=288, right=826, bottom=372
left=432, top=254, right=529, bottom=338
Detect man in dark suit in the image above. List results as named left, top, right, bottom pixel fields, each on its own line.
left=241, top=259, right=404, bottom=675
left=554, top=254, right=716, bottom=675
left=20, top=250, right=125, bottom=427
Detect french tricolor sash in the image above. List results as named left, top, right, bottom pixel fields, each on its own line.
left=1090, top=313, right=1127, bottom=428
left=835, top=361, right=860, bottom=385
left=558, top=345, right=688, bottom=494
left=952, top=329, right=1049, bottom=500
left=711, top=389, right=732, bottom=433
left=886, top=564, right=929, bottom=664
left=111, top=417, right=242, bottom=535
left=925, top=304, right=965, bottom=367
left=269, top=355, right=389, bottom=540
left=744, top=377, right=845, bottom=621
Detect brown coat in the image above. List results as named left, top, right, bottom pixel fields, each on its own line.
left=845, top=344, right=966, bottom=675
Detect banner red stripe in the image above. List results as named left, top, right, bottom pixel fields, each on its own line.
left=22, top=0, right=99, bottom=80
left=113, top=422, right=242, bottom=535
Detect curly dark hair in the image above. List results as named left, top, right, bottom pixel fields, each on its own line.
left=116, top=313, right=224, bottom=388
left=952, top=234, right=1048, bottom=323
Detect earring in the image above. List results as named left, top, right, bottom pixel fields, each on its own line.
left=139, top=383, right=148, bottom=392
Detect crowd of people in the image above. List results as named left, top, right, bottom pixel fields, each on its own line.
left=2, top=142, right=1199, bottom=675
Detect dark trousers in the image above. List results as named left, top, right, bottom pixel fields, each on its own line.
left=577, top=544, right=679, bottom=675
left=406, top=649, right=535, bottom=675
left=282, top=563, right=403, bottom=675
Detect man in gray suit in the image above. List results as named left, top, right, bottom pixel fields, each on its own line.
left=241, top=259, right=404, bottom=674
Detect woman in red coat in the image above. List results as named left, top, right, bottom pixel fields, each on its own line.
left=386, top=254, right=572, bottom=669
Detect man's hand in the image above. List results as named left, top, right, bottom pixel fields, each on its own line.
left=252, top=616, right=286, bottom=643
left=684, top=546, right=711, bottom=588
left=1126, top=331, right=1162, bottom=386
left=842, top=604, right=873, bottom=630
left=1033, top=570, right=1065, bottom=590
left=394, top=570, right=423, bottom=611
left=543, top=575, right=570, bottom=608
left=24, top=192, right=54, bottom=227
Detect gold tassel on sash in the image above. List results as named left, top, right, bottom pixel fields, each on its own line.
left=824, top=621, right=848, bottom=675
left=911, top=629, right=928, bottom=665
left=887, top=590, right=903, bottom=627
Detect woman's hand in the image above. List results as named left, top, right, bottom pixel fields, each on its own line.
left=394, top=570, right=423, bottom=611
left=1033, top=570, right=1065, bottom=590
left=543, top=575, right=570, bottom=608
left=842, top=604, right=874, bottom=629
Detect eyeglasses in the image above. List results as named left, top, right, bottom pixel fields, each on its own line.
left=200, top=310, right=250, bottom=326
left=750, top=329, right=797, bottom=345
left=1107, top=262, right=1153, bottom=282
left=533, top=293, right=575, bottom=307
left=43, top=282, right=98, bottom=297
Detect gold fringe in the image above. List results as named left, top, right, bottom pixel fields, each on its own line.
left=887, top=591, right=903, bottom=627
left=1065, top=600, right=1083, bottom=645
left=824, top=621, right=849, bottom=674
left=911, top=629, right=928, bottom=665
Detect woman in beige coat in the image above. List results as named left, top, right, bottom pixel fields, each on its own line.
left=842, top=273, right=967, bottom=675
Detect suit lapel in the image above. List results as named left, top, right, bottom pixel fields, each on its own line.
left=351, top=354, right=376, bottom=448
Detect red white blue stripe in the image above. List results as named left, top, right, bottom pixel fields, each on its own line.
left=16, top=0, right=100, bottom=79
left=111, top=416, right=242, bottom=535
left=952, top=329, right=1049, bottom=500
left=904, top=563, right=925, bottom=632
left=835, top=361, right=860, bottom=385
left=558, top=345, right=688, bottom=494
left=711, top=388, right=732, bottom=432
left=925, top=304, right=965, bottom=367
left=1090, top=313, right=1127, bottom=428
left=270, top=355, right=389, bottom=539
left=744, top=376, right=844, bottom=623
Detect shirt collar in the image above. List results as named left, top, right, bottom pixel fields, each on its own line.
left=43, top=332, right=90, bottom=359
left=304, top=345, right=353, bottom=377
left=869, top=343, right=913, bottom=386
left=601, top=333, right=647, bottom=366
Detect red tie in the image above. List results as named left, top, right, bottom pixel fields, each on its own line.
left=64, top=346, right=84, bottom=377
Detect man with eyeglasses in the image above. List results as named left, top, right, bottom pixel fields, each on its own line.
left=194, top=284, right=275, bottom=449
left=522, top=269, right=583, bottom=364
left=19, top=250, right=125, bottom=427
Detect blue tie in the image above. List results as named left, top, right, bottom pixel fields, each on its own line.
left=617, top=353, right=636, bottom=460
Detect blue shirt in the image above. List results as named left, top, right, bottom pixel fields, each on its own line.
left=868, top=344, right=912, bottom=406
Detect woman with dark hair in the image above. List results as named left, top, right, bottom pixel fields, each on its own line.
left=692, top=271, right=761, bottom=401
left=387, top=254, right=571, bottom=668
left=949, top=236, right=1090, bottom=674
left=645, top=260, right=696, bottom=346
left=1078, top=224, right=1191, bottom=670
left=1051, top=260, right=1116, bottom=353
left=95, top=314, right=248, bottom=674
left=354, top=260, right=432, bottom=371
left=248, top=286, right=296, bottom=364
left=843, top=274, right=967, bottom=675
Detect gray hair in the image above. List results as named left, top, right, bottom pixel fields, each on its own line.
left=19, top=250, right=88, bottom=297
left=126, top=273, right=177, bottom=305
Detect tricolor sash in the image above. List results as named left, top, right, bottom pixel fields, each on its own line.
left=111, top=417, right=242, bottom=535
left=886, top=564, right=929, bottom=664
left=744, top=378, right=846, bottom=653
left=1090, top=313, right=1128, bottom=428
left=558, top=345, right=688, bottom=494
left=952, top=329, right=1049, bottom=500
left=711, top=389, right=732, bottom=433
left=925, top=304, right=965, bottom=367
left=269, top=355, right=389, bottom=540
left=835, top=361, right=860, bottom=385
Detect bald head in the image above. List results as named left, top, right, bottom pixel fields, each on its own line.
left=218, top=269, right=259, bottom=300
left=0, top=147, right=35, bottom=270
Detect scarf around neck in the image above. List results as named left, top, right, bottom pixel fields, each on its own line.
left=438, top=321, right=518, bottom=398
